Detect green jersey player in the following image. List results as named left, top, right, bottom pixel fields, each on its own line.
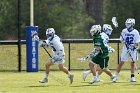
left=81, top=24, right=115, bottom=82
left=88, top=25, right=115, bottom=84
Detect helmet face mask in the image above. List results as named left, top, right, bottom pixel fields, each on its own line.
left=46, top=28, right=55, bottom=37
left=90, top=25, right=101, bottom=36
left=103, top=24, right=113, bottom=36
left=125, top=18, right=135, bottom=29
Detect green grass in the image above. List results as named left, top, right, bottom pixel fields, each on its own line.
left=0, top=71, right=140, bottom=93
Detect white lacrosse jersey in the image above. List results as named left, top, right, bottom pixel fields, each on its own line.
left=120, top=28, right=140, bottom=62
left=45, top=35, right=64, bottom=52
left=100, top=32, right=115, bottom=53
left=45, top=34, right=65, bottom=64
left=120, top=28, right=140, bottom=49
left=101, top=32, right=109, bottom=43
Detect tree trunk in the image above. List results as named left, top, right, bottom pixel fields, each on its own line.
left=85, top=0, right=103, bottom=25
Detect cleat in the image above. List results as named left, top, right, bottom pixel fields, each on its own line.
left=112, top=75, right=118, bottom=82
left=39, top=78, right=48, bottom=83
left=89, top=78, right=100, bottom=84
left=69, top=74, right=74, bottom=84
left=130, top=77, right=136, bottom=82
left=83, top=72, right=88, bottom=81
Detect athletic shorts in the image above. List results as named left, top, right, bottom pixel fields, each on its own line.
left=120, top=49, right=138, bottom=62
left=91, top=56, right=109, bottom=69
left=51, top=51, right=65, bottom=65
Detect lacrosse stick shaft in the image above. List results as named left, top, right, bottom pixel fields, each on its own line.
left=43, top=47, right=52, bottom=58
left=120, top=34, right=134, bottom=62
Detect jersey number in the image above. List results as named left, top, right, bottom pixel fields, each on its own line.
left=125, top=37, right=133, bottom=44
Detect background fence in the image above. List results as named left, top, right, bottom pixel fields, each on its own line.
left=1, top=39, right=139, bottom=72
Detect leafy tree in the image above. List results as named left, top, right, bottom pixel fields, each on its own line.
left=34, top=0, right=94, bottom=39
left=104, top=0, right=140, bottom=38
left=0, top=0, right=18, bottom=40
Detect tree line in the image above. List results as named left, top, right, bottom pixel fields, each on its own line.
left=0, top=0, right=140, bottom=40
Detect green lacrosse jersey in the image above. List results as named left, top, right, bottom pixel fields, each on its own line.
left=93, top=34, right=109, bottom=58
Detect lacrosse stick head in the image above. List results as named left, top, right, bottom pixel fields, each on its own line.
left=112, top=17, right=118, bottom=28
left=31, top=31, right=39, bottom=41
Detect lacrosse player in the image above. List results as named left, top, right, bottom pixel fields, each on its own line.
left=82, top=24, right=115, bottom=81
left=113, top=18, right=140, bottom=82
left=39, top=28, right=74, bottom=84
left=81, top=25, right=115, bottom=84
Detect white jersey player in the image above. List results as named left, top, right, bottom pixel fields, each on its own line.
left=82, top=24, right=115, bottom=81
left=101, top=24, right=115, bottom=53
left=39, top=28, right=74, bottom=84
left=113, top=18, right=140, bottom=82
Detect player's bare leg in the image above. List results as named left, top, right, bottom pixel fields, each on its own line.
left=39, top=61, right=54, bottom=83
left=88, top=62, right=99, bottom=84
left=83, top=66, right=103, bottom=81
left=113, top=61, right=124, bottom=82
left=130, top=62, right=136, bottom=82
left=83, top=70, right=91, bottom=81
left=96, top=66, right=103, bottom=79
left=102, top=68, right=115, bottom=80
left=58, top=64, right=74, bottom=84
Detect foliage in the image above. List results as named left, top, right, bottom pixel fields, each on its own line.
left=104, top=0, right=140, bottom=38
left=0, top=0, right=18, bottom=40
left=0, top=0, right=140, bottom=39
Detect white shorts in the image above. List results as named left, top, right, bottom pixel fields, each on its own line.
left=51, top=51, right=65, bottom=65
left=120, top=49, right=138, bottom=62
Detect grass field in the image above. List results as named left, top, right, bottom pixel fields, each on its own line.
left=1, top=43, right=140, bottom=71
left=0, top=43, right=140, bottom=93
left=0, top=71, right=140, bottom=93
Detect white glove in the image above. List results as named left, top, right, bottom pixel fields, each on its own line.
left=79, top=58, right=86, bottom=62
left=34, top=35, right=39, bottom=41
left=108, top=47, right=115, bottom=53
left=39, top=40, right=46, bottom=47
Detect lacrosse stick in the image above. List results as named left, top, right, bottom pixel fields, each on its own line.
left=78, top=49, right=100, bottom=62
left=112, top=17, right=118, bottom=28
left=32, top=33, right=52, bottom=58
left=112, top=17, right=140, bottom=74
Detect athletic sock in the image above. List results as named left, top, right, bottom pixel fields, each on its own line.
left=96, top=73, right=99, bottom=78
left=115, top=72, right=119, bottom=77
left=84, top=70, right=91, bottom=75
left=131, top=74, right=134, bottom=77
left=68, top=72, right=71, bottom=77
left=45, top=72, right=49, bottom=78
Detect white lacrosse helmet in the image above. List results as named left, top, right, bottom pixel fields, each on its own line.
left=125, top=18, right=135, bottom=29
left=103, top=24, right=113, bottom=36
left=90, top=25, right=101, bottom=36
left=46, top=28, right=55, bottom=37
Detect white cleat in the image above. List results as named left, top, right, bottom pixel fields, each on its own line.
left=110, top=75, right=116, bottom=81
left=83, top=72, right=88, bottom=81
left=39, top=78, right=48, bottom=83
left=130, top=77, right=136, bottom=82
left=112, top=75, right=118, bottom=82
left=69, top=74, right=74, bottom=84
left=89, top=78, right=100, bottom=84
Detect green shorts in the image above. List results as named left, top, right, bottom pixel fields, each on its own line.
left=91, top=56, right=109, bottom=69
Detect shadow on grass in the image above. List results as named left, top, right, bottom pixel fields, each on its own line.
left=104, top=81, right=129, bottom=84
left=28, top=85, right=59, bottom=87
left=132, top=83, right=140, bottom=86
left=71, top=84, right=100, bottom=87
